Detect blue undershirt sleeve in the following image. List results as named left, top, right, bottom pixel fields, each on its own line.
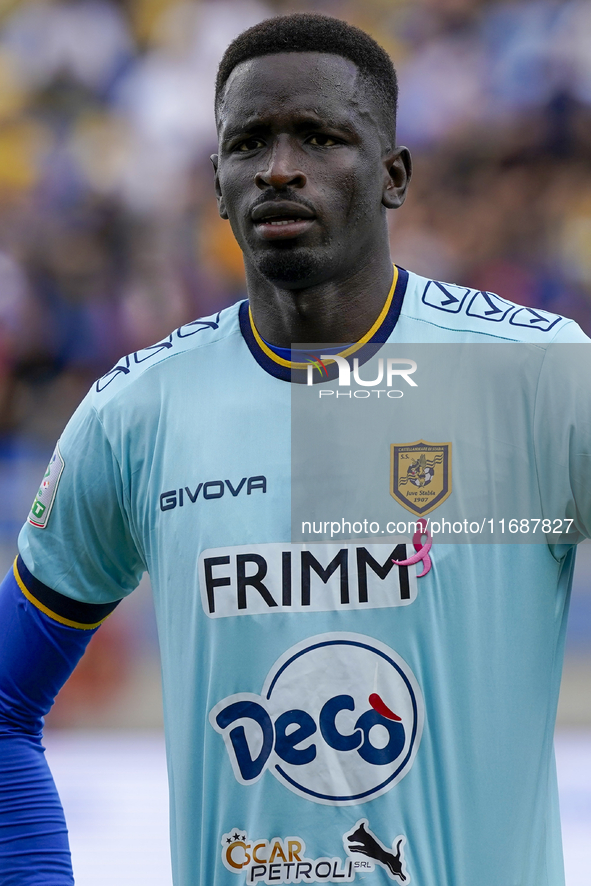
left=0, top=558, right=120, bottom=885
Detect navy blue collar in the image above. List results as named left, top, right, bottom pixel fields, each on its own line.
left=239, top=266, right=408, bottom=384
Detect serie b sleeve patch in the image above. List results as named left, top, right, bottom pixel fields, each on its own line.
left=28, top=443, right=65, bottom=529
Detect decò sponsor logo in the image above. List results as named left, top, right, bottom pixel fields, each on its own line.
left=210, top=633, right=424, bottom=805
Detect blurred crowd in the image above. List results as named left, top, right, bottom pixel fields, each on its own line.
left=0, top=0, right=590, bottom=442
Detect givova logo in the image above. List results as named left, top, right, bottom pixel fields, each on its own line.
left=210, top=633, right=424, bottom=806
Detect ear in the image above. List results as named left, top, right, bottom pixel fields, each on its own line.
left=211, top=154, right=228, bottom=220
left=382, top=146, right=412, bottom=210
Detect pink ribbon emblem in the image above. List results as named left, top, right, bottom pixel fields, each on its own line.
left=392, top=518, right=432, bottom=578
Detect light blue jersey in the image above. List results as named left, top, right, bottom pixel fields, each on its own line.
left=19, top=268, right=591, bottom=886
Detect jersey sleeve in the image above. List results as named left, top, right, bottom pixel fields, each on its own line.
left=533, top=342, right=591, bottom=543
left=550, top=320, right=591, bottom=343
left=18, top=391, right=145, bottom=605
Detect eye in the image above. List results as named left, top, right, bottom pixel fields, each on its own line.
left=307, top=134, right=339, bottom=147
left=233, top=137, right=264, bottom=153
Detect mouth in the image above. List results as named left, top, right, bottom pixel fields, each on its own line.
left=251, top=201, right=316, bottom=241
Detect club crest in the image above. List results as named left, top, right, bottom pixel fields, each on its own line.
left=390, top=440, right=452, bottom=516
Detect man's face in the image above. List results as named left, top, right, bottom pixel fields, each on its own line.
left=214, top=52, right=397, bottom=289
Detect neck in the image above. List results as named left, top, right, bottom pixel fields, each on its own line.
left=245, top=247, right=395, bottom=347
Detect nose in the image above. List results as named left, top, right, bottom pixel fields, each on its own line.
left=254, top=136, right=306, bottom=190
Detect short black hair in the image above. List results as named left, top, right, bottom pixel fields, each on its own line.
left=215, top=13, right=398, bottom=142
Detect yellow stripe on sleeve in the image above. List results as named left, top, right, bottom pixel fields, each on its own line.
left=13, top=558, right=108, bottom=630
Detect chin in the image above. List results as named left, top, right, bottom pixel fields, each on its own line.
left=254, top=246, right=326, bottom=287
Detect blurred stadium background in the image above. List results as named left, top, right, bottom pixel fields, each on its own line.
left=0, top=0, right=589, bottom=882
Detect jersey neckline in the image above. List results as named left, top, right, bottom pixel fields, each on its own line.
left=238, top=265, right=409, bottom=383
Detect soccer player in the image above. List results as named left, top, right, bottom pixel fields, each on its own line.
left=1, top=13, right=590, bottom=886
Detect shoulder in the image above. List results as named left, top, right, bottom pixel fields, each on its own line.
left=399, top=270, right=590, bottom=343
left=90, top=301, right=244, bottom=407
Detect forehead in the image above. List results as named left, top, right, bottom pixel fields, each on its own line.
left=217, top=52, right=368, bottom=132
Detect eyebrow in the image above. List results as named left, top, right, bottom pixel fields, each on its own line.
left=221, top=113, right=359, bottom=142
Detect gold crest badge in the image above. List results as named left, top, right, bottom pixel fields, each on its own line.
left=390, top=440, right=452, bottom=516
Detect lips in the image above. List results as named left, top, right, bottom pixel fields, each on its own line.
left=251, top=200, right=316, bottom=240
left=251, top=200, right=315, bottom=223
left=262, top=219, right=299, bottom=226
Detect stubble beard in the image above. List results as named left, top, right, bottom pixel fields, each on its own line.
left=253, top=244, right=327, bottom=287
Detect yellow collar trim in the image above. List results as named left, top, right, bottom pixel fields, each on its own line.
left=248, top=264, right=398, bottom=371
